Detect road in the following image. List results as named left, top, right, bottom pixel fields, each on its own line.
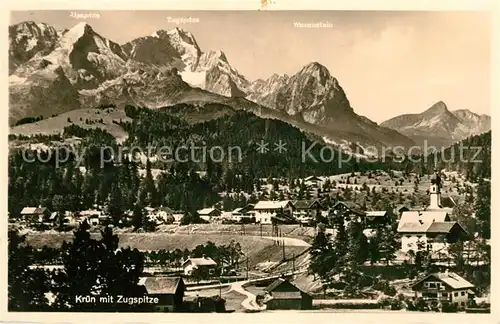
left=260, top=236, right=311, bottom=247
left=229, top=280, right=265, bottom=311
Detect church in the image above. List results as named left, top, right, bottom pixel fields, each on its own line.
left=397, top=169, right=468, bottom=253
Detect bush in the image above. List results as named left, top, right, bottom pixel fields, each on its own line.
left=407, top=297, right=428, bottom=311
left=378, top=297, right=404, bottom=310
left=442, top=301, right=458, bottom=313
left=372, top=279, right=397, bottom=296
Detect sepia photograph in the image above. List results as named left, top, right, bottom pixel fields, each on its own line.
left=4, top=5, right=494, bottom=319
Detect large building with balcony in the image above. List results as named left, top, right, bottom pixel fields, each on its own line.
left=411, top=271, right=475, bottom=307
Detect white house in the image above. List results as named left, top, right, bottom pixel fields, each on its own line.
left=231, top=204, right=255, bottom=222
left=411, top=271, right=475, bottom=307
left=197, top=207, right=222, bottom=222
left=304, top=176, right=323, bottom=189
left=253, top=200, right=294, bottom=224
left=145, top=206, right=175, bottom=225
left=182, top=257, right=217, bottom=276
left=20, top=206, right=49, bottom=223
left=291, top=199, right=323, bottom=224
left=172, top=211, right=185, bottom=225
left=80, top=209, right=104, bottom=226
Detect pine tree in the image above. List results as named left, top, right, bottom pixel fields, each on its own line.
left=108, top=184, right=124, bottom=226
left=378, top=224, right=398, bottom=265
left=132, top=203, right=145, bottom=230
left=340, top=219, right=364, bottom=297
left=8, top=230, right=51, bottom=311
left=475, top=178, right=490, bottom=239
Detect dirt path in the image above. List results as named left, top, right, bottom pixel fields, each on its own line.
left=260, top=236, right=311, bottom=247
left=229, top=281, right=265, bottom=311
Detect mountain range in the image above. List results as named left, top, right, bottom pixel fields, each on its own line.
left=9, top=21, right=490, bottom=152
left=380, top=101, right=491, bottom=148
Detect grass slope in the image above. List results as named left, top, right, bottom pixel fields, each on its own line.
left=25, top=232, right=309, bottom=268
left=9, top=108, right=131, bottom=142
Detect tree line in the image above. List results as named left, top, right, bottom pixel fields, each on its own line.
left=8, top=222, right=244, bottom=311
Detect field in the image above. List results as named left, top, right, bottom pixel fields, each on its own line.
left=145, top=223, right=317, bottom=239
left=24, top=232, right=310, bottom=269
left=10, top=108, right=131, bottom=142
left=325, top=170, right=468, bottom=199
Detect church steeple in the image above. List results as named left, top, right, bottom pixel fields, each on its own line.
left=429, top=168, right=442, bottom=209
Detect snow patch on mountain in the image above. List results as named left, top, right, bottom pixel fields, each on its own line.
left=179, top=70, right=207, bottom=88
left=9, top=74, right=30, bottom=85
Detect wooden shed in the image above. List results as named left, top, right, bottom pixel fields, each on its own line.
left=264, top=278, right=313, bottom=310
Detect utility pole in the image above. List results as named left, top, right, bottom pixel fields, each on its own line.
left=282, top=240, right=285, bottom=260
left=219, top=276, right=222, bottom=298
left=246, top=257, right=249, bottom=280
left=260, top=222, right=262, bottom=237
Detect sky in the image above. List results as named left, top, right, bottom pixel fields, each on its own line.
left=10, top=10, right=492, bottom=122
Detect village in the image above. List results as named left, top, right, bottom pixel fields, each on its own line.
left=9, top=167, right=491, bottom=313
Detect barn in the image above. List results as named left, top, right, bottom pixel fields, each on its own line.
left=263, top=278, right=313, bottom=310
left=138, top=276, right=185, bottom=312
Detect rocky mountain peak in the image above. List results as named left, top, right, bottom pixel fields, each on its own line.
left=9, top=21, right=61, bottom=73
left=423, top=101, right=449, bottom=116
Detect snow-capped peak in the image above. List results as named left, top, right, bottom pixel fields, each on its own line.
left=165, top=27, right=201, bottom=69
left=59, top=22, right=93, bottom=48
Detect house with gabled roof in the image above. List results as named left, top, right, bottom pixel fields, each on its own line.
left=20, top=206, right=49, bottom=223
left=253, top=200, right=294, bottom=224
left=291, top=199, right=324, bottom=225
left=231, top=204, right=255, bottom=222
left=263, top=278, right=312, bottom=310
left=411, top=271, right=475, bottom=307
left=328, top=201, right=366, bottom=226
left=365, top=210, right=391, bottom=228
left=138, top=276, right=185, bottom=312
left=197, top=207, right=221, bottom=222
left=304, top=176, right=323, bottom=188
left=182, top=257, right=217, bottom=276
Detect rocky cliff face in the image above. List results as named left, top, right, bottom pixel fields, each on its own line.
left=9, top=21, right=60, bottom=74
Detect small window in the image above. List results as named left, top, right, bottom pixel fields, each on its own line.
left=442, top=292, right=448, bottom=297
left=461, top=291, right=465, bottom=296
left=454, top=292, right=458, bottom=297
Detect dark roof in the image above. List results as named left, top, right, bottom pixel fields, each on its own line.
left=265, top=278, right=286, bottom=292
left=332, top=201, right=365, bottom=215
left=264, top=278, right=309, bottom=296
left=292, top=200, right=321, bottom=209
left=138, top=276, right=184, bottom=294
left=270, top=291, right=303, bottom=300
left=395, top=204, right=410, bottom=212
left=426, top=222, right=466, bottom=234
